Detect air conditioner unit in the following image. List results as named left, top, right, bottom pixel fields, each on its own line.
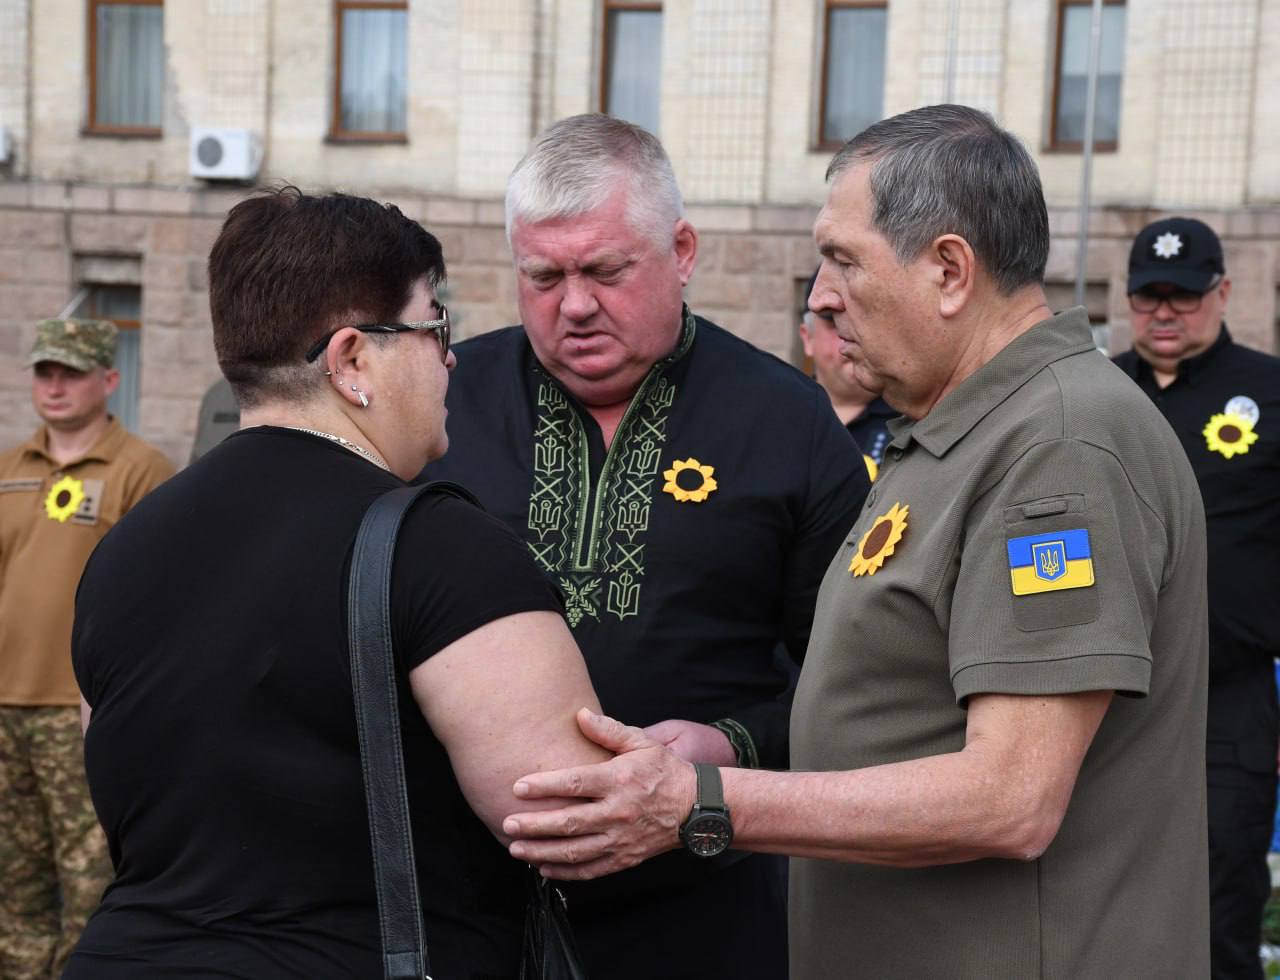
left=190, top=127, right=262, bottom=181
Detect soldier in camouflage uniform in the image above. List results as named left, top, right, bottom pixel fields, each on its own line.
left=0, top=319, right=173, bottom=977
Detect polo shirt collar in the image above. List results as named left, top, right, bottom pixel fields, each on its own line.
left=888, top=307, right=1097, bottom=459
left=1121, top=322, right=1231, bottom=388
left=21, top=417, right=127, bottom=466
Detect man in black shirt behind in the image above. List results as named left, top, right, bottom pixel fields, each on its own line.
left=1114, top=217, right=1280, bottom=980
left=799, top=267, right=895, bottom=481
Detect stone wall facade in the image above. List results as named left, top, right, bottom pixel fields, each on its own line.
left=1, top=0, right=1279, bottom=464
left=2, top=178, right=1277, bottom=465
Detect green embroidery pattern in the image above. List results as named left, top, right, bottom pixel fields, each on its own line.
left=560, top=576, right=602, bottom=627
left=599, top=377, right=675, bottom=620
left=526, top=314, right=693, bottom=626
left=527, top=382, right=582, bottom=573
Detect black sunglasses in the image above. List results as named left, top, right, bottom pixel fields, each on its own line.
left=1128, top=279, right=1221, bottom=315
left=304, top=306, right=450, bottom=363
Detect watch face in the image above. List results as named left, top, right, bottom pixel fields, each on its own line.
left=682, top=812, right=733, bottom=857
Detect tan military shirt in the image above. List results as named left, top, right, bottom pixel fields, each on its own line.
left=790, top=309, right=1210, bottom=978
left=0, top=418, right=174, bottom=705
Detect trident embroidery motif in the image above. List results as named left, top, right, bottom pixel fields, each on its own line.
left=1038, top=547, right=1061, bottom=579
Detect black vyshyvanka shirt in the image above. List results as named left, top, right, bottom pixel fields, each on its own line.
left=427, top=308, right=869, bottom=770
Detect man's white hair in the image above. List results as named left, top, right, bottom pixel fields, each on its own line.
left=505, top=113, right=685, bottom=250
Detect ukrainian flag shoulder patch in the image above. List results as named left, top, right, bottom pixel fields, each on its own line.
left=1007, top=528, right=1095, bottom=596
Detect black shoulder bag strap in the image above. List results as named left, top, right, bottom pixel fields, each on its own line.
left=348, top=481, right=473, bottom=980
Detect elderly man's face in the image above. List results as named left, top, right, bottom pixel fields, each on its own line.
left=510, top=186, right=697, bottom=407
left=799, top=312, right=882, bottom=407
left=811, top=164, right=951, bottom=418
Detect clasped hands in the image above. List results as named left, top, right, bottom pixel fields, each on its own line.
left=503, top=708, right=705, bottom=880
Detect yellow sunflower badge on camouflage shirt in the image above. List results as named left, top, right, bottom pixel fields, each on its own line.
left=45, top=475, right=85, bottom=523
left=850, top=502, right=908, bottom=576
left=663, top=458, right=718, bottom=503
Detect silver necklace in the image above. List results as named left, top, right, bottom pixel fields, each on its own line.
left=281, top=426, right=390, bottom=471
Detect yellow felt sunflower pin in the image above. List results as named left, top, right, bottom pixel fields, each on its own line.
left=850, top=502, right=908, bottom=576
left=663, top=458, right=718, bottom=503
left=1203, top=412, right=1257, bottom=459
left=45, top=475, right=85, bottom=523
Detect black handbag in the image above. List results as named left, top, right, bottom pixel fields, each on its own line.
left=350, top=484, right=589, bottom=980
left=520, top=871, right=589, bottom=980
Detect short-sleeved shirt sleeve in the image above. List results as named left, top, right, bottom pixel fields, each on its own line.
left=390, top=492, right=564, bottom=671
left=948, top=438, right=1163, bottom=703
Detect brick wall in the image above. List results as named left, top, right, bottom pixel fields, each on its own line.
left=2, top=179, right=1277, bottom=468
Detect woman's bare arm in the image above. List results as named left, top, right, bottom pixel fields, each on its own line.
left=409, top=609, right=609, bottom=842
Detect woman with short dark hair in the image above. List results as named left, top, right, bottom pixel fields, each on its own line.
left=64, top=188, right=608, bottom=978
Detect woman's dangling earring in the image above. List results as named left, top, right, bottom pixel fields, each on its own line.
left=352, top=386, right=369, bottom=408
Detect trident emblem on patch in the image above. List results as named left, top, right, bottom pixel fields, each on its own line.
left=1032, top=541, right=1067, bottom=582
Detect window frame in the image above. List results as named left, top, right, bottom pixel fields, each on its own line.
left=1047, top=0, right=1126, bottom=153
left=815, top=0, right=888, bottom=152
left=85, top=0, right=164, bottom=138
left=328, top=0, right=410, bottom=144
left=79, top=282, right=143, bottom=431
left=81, top=283, right=142, bottom=332
left=598, top=0, right=662, bottom=124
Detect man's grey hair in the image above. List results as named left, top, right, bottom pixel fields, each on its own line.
left=505, top=113, right=685, bottom=249
left=826, top=104, right=1049, bottom=295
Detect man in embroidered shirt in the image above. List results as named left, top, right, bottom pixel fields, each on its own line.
left=503, top=105, right=1211, bottom=979
left=0, top=318, right=173, bottom=978
left=424, top=114, right=868, bottom=977
left=1115, top=217, right=1280, bottom=980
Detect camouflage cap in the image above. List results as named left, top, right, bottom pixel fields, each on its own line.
left=26, top=318, right=118, bottom=371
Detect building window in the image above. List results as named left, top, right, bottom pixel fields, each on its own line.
left=601, top=1, right=662, bottom=135
left=73, top=284, right=142, bottom=431
left=818, top=1, right=887, bottom=149
left=88, top=0, right=164, bottom=134
left=1050, top=0, right=1126, bottom=151
left=331, top=1, right=408, bottom=140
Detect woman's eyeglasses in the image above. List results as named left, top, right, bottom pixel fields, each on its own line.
left=304, top=306, right=450, bottom=363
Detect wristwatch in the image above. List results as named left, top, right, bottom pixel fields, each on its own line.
left=679, top=763, right=734, bottom=858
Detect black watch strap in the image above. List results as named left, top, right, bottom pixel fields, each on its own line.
left=694, top=763, right=725, bottom=811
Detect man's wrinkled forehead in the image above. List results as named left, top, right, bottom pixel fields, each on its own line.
left=513, top=207, right=646, bottom=269
left=814, top=166, right=869, bottom=247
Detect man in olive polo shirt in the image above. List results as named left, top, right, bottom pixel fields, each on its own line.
left=0, top=319, right=173, bottom=977
left=501, top=105, right=1211, bottom=978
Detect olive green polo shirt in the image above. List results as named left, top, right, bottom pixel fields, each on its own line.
left=790, top=308, right=1209, bottom=978
left=0, top=418, right=174, bottom=705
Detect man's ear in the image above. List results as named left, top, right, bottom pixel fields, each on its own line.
left=102, top=368, right=121, bottom=397
left=673, top=219, right=698, bottom=285
left=798, top=322, right=815, bottom=359
left=1218, top=276, right=1232, bottom=307
left=933, top=234, right=976, bottom=318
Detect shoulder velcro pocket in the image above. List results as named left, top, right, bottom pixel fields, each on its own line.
left=1003, top=494, right=1100, bottom=633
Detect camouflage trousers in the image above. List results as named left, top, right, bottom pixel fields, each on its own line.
left=0, top=706, right=111, bottom=979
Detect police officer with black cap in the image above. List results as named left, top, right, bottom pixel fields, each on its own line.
left=1115, top=217, right=1280, bottom=980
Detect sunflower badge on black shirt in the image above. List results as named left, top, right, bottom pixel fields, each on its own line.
left=1203, top=395, right=1260, bottom=459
